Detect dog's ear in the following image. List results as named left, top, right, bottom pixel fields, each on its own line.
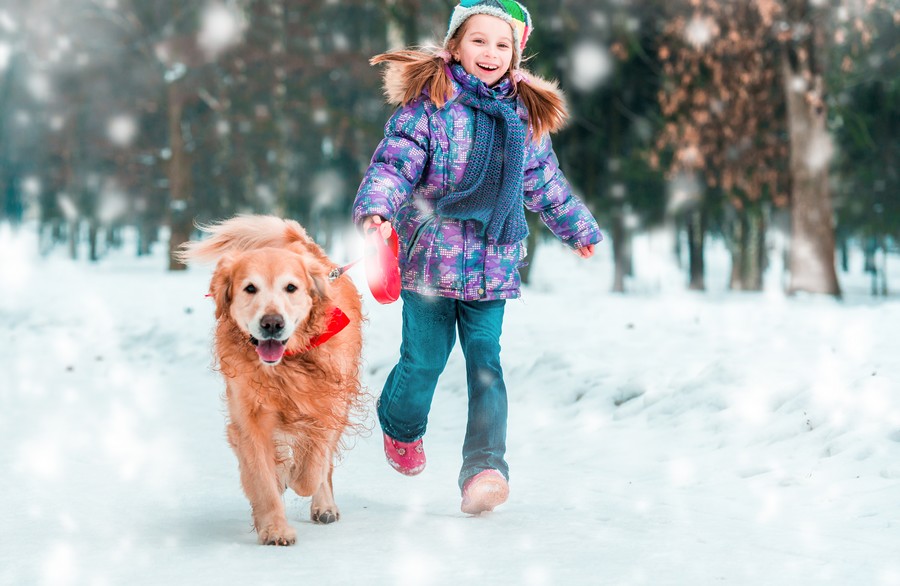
left=209, top=254, right=234, bottom=320
left=309, top=269, right=328, bottom=299
left=309, top=266, right=330, bottom=301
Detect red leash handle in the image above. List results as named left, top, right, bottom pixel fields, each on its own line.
left=365, top=226, right=401, bottom=304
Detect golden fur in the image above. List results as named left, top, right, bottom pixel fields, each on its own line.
left=178, top=215, right=364, bottom=546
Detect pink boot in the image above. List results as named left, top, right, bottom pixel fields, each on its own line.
left=383, top=432, right=426, bottom=476
left=460, top=469, right=509, bottom=515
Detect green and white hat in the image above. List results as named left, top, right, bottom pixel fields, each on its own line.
left=444, top=0, right=533, bottom=68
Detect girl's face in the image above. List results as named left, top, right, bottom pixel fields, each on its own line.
left=451, top=14, right=515, bottom=86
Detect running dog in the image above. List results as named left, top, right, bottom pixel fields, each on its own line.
left=178, top=215, right=363, bottom=546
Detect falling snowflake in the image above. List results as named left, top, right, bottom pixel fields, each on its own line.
left=107, top=115, right=137, bottom=147
left=26, top=73, right=51, bottom=102
left=0, top=42, right=11, bottom=72
left=569, top=40, right=613, bottom=92
left=197, top=3, right=245, bottom=58
left=684, top=14, right=718, bottom=49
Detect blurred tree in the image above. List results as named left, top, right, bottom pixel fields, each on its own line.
left=829, top=2, right=898, bottom=295
left=0, top=50, right=26, bottom=224
left=657, top=0, right=789, bottom=292
left=525, top=0, right=666, bottom=291
left=773, top=0, right=841, bottom=297
left=3, top=0, right=895, bottom=295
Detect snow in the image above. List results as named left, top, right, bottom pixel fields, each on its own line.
left=197, top=3, right=245, bottom=58
left=107, top=115, right=138, bottom=148
left=806, top=129, right=835, bottom=172
left=1, top=222, right=899, bottom=585
left=0, top=43, right=11, bottom=72
left=26, top=73, right=52, bottom=102
left=684, top=15, right=717, bottom=50
left=569, top=40, right=613, bottom=93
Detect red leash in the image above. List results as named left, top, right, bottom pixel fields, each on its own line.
left=328, top=259, right=361, bottom=281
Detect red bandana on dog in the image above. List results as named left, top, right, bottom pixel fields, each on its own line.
left=285, top=306, right=351, bottom=356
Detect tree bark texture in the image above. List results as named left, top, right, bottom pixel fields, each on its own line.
left=728, top=205, right=765, bottom=291
left=167, top=81, right=193, bottom=271
left=781, top=0, right=841, bottom=297
left=611, top=214, right=631, bottom=293
left=687, top=209, right=705, bottom=291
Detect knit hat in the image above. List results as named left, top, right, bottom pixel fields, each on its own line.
left=444, top=0, right=533, bottom=68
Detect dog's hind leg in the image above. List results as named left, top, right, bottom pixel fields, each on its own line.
left=230, top=420, right=297, bottom=545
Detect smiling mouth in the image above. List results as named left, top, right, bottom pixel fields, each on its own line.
left=477, top=62, right=499, bottom=72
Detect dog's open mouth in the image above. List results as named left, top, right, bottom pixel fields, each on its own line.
left=250, top=337, right=287, bottom=363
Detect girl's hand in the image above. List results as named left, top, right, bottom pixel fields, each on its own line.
left=573, top=244, right=595, bottom=259
left=363, top=215, right=394, bottom=240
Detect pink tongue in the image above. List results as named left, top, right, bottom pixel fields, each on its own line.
left=256, top=339, right=286, bottom=363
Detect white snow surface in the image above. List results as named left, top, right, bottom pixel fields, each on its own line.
left=1, top=223, right=899, bottom=585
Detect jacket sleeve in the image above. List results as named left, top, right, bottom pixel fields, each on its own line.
left=523, top=133, right=603, bottom=249
left=352, top=98, right=432, bottom=227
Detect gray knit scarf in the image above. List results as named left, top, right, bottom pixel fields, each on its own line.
left=436, top=64, right=528, bottom=245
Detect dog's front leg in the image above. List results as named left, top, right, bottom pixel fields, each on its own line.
left=310, top=461, right=340, bottom=524
left=290, top=442, right=340, bottom=524
left=229, top=421, right=297, bottom=545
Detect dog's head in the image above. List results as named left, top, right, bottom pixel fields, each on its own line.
left=209, top=247, right=329, bottom=365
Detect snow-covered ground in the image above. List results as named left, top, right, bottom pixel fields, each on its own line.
left=1, top=222, right=898, bottom=586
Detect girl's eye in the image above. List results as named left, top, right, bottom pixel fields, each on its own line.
left=244, top=284, right=257, bottom=294
left=285, top=284, right=297, bottom=293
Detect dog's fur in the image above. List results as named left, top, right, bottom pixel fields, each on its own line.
left=178, top=215, right=364, bottom=546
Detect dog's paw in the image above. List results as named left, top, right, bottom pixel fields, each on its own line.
left=257, top=523, right=297, bottom=546
left=311, top=508, right=340, bottom=525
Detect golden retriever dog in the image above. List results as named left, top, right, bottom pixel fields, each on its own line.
left=178, top=215, right=364, bottom=546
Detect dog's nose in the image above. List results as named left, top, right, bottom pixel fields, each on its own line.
left=260, top=313, right=285, bottom=338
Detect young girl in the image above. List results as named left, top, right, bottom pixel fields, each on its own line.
left=352, top=0, right=602, bottom=515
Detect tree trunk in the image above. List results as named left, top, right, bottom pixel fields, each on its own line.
left=728, top=205, right=765, bottom=291
left=67, top=220, right=79, bottom=260
left=838, top=237, right=849, bottom=272
left=519, top=213, right=542, bottom=285
left=611, top=214, right=630, bottom=293
left=781, top=11, right=841, bottom=297
left=687, top=209, right=705, bottom=291
left=747, top=207, right=765, bottom=290
left=167, top=81, right=193, bottom=271
left=88, top=221, right=99, bottom=262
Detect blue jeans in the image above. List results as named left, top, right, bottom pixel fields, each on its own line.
left=378, top=290, right=509, bottom=491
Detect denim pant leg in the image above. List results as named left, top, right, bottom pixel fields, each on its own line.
left=456, top=298, right=508, bottom=490
left=378, top=290, right=457, bottom=443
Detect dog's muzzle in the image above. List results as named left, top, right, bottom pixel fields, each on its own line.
left=251, top=313, right=289, bottom=364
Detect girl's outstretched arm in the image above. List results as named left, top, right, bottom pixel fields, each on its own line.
left=523, top=133, right=602, bottom=253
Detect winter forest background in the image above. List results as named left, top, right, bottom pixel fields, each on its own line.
left=2, top=2, right=900, bottom=583
left=0, top=0, right=897, bottom=292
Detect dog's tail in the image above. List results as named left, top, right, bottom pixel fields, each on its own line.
left=176, top=215, right=313, bottom=264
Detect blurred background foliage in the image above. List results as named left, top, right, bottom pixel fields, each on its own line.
left=0, top=0, right=896, bottom=294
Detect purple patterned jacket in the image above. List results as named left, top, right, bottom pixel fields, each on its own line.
left=352, top=73, right=602, bottom=301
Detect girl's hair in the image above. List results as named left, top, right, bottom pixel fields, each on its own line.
left=370, top=26, right=568, bottom=140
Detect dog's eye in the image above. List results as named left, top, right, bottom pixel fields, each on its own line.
left=285, top=284, right=297, bottom=293
left=244, top=284, right=257, bottom=294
